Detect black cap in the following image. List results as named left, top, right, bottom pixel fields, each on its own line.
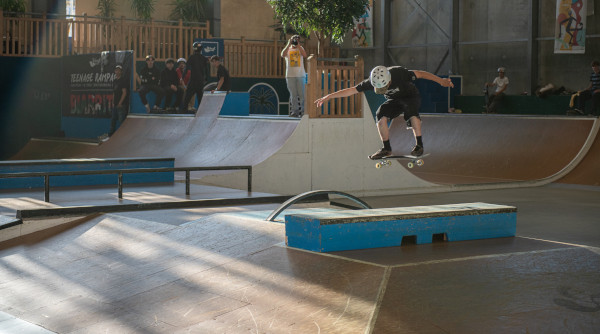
left=145, top=55, right=155, bottom=60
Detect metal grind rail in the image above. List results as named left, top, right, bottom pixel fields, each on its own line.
left=0, top=166, right=252, bottom=202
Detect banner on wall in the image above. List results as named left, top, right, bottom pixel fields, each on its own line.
left=555, top=0, right=587, bottom=54
left=352, top=0, right=373, bottom=48
left=193, top=38, right=225, bottom=58
left=62, top=51, right=133, bottom=118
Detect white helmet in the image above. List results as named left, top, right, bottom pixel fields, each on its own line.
left=177, top=58, right=186, bottom=64
left=370, top=66, right=391, bottom=93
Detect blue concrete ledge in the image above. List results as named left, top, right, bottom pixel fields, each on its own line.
left=0, top=157, right=175, bottom=189
left=285, top=203, right=517, bottom=252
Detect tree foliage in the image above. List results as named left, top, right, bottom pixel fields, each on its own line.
left=266, top=0, right=369, bottom=54
left=169, top=0, right=208, bottom=23
left=0, top=0, right=27, bottom=13
left=130, top=0, right=155, bottom=21
left=97, top=0, right=117, bottom=19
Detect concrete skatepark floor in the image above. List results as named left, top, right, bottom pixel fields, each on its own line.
left=0, top=184, right=598, bottom=333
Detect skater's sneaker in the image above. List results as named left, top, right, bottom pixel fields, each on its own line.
left=369, top=148, right=391, bottom=160
left=145, top=104, right=151, bottom=113
left=411, top=145, right=424, bottom=157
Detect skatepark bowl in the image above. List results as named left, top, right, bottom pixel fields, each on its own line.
left=0, top=97, right=599, bottom=332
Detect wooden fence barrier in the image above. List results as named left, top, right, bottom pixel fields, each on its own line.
left=306, top=55, right=364, bottom=118
left=1, top=10, right=340, bottom=78
left=0, top=11, right=210, bottom=60
left=222, top=37, right=339, bottom=78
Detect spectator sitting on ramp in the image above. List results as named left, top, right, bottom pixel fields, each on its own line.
left=160, top=58, right=184, bottom=112
left=574, top=60, right=600, bottom=116
left=315, top=66, right=454, bottom=159
left=137, top=55, right=164, bottom=113
left=484, top=67, right=509, bottom=114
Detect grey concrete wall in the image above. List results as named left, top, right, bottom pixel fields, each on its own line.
left=340, top=0, right=600, bottom=96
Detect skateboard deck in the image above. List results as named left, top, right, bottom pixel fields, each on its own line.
left=375, top=153, right=430, bottom=169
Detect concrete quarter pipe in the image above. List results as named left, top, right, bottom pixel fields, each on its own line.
left=388, top=114, right=597, bottom=185
left=9, top=94, right=600, bottom=193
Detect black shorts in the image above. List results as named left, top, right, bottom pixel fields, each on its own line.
left=375, top=95, right=421, bottom=128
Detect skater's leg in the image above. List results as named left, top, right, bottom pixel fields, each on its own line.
left=410, top=116, right=422, bottom=137
left=409, top=116, right=424, bottom=156
left=403, top=95, right=423, bottom=156
left=370, top=101, right=401, bottom=159
left=377, top=116, right=390, bottom=141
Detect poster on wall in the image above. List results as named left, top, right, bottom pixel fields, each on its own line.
left=555, top=0, right=587, bottom=54
left=352, top=0, right=373, bottom=48
left=62, top=51, right=133, bottom=118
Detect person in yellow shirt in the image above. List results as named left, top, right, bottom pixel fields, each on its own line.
left=281, top=35, right=307, bottom=117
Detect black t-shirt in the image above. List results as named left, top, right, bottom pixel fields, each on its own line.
left=356, top=66, right=419, bottom=99
left=113, top=75, right=129, bottom=106
left=217, top=64, right=230, bottom=91
left=187, top=52, right=208, bottom=83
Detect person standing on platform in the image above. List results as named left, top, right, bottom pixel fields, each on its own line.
left=180, top=42, right=208, bottom=113
left=209, top=56, right=231, bottom=93
left=109, top=65, right=129, bottom=136
left=176, top=58, right=194, bottom=111
left=281, top=35, right=307, bottom=117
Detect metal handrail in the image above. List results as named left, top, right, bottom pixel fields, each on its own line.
left=266, top=190, right=371, bottom=222
left=0, top=166, right=252, bottom=202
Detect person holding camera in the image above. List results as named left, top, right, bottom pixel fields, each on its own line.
left=281, top=35, right=307, bottom=117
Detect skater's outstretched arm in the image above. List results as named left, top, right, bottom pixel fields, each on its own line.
left=315, top=87, right=358, bottom=107
left=413, top=70, right=454, bottom=88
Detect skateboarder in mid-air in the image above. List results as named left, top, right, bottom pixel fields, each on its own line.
left=315, top=66, right=454, bottom=159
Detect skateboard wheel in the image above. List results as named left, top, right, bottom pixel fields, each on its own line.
left=407, top=162, right=414, bottom=169
left=375, top=163, right=382, bottom=169
left=416, top=159, right=424, bottom=167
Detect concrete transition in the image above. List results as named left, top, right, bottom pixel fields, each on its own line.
left=9, top=93, right=600, bottom=195
left=388, top=114, right=599, bottom=186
